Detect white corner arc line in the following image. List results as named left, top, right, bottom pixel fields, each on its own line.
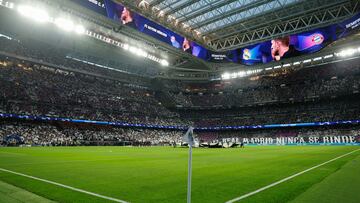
left=226, top=148, right=360, bottom=203
left=0, top=168, right=129, bottom=203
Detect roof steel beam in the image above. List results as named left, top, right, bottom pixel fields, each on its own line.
left=208, top=2, right=359, bottom=51
left=177, top=0, right=238, bottom=24
left=191, top=0, right=273, bottom=30
left=210, top=0, right=351, bottom=39
left=200, top=0, right=304, bottom=35
left=163, top=0, right=201, bottom=16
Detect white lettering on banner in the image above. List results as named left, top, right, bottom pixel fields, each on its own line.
left=322, top=136, right=330, bottom=143
left=144, top=24, right=168, bottom=38
left=299, top=137, right=305, bottom=144
left=334, top=136, right=341, bottom=143
left=219, top=136, right=358, bottom=145
left=211, top=54, right=227, bottom=60
left=259, top=137, right=265, bottom=144
left=346, top=17, right=360, bottom=29
left=349, top=136, right=356, bottom=143
left=342, top=136, right=349, bottom=143
left=314, top=137, right=320, bottom=143
left=276, top=137, right=284, bottom=145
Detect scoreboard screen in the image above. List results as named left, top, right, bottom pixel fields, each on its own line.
left=74, top=0, right=360, bottom=65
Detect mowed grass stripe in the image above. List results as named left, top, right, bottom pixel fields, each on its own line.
left=0, top=146, right=359, bottom=203
left=0, top=180, right=55, bottom=203
left=226, top=148, right=360, bottom=203
left=291, top=153, right=360, bottom=203
left=0, top=168, right=129, bottom=203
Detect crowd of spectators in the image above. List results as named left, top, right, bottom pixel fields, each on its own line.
left=0, top=122, right=183, bottom=146
left=0, top=58, right=190, bottom=126
left=1, top=121, right=359, bottom=146
left=0, top=35, right=360, bottom=146
left=169, top=58, right=360, bottom=108
left=181, top=98, right=360, bottom=126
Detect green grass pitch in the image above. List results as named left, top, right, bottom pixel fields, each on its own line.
left=0, top=146, right=359, bottom=203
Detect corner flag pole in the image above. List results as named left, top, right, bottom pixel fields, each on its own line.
left=187, top=137, right=193, bottom=203
left=183, top=127, right=194, bottom=203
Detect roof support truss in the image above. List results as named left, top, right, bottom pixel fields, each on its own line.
left=208, top=1, right=359, bottom=51
left=114, top=0, right=359, bottom=52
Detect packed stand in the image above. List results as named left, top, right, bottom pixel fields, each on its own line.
left=168, top=58, right=360, bottom=107
left=0, top=121, right=183, bottom=146
left=181, top=98, right=360, bottom=127
left=1, top=121, right=359, bottom=146
left=0, top=58, right=189, bottom=126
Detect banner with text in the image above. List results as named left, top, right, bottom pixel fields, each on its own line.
left=221, top=136, right=360, bottom=145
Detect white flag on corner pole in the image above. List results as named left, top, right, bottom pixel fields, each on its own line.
left=183, top=127, right=194, bottom=145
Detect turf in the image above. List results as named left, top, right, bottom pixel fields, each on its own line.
left=291, top=151, right=360, bottom=203
left=0, top=180, right=55, bottom=203
left=0, top=146, right=359, bottom=203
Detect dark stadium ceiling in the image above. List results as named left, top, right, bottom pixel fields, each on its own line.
left=115, top=0, right=360, bottom=51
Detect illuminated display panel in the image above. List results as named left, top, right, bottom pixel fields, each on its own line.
left=75, top=1, right=360, bottom=64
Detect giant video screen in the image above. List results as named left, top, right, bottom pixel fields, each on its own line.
left=237, top=15, right=360, bottom=65
left=75, top=0, right=360, bottom=65
left=238, top=29, right=331, bottom=65
left=103, top=0, right=209, bottom=60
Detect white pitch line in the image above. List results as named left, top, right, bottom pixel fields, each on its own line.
left=226, top=148, right=360, bottom=203
left=0, top=168, right=129, bottom=203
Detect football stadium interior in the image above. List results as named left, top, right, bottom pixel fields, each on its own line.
left=0, top=0, right=360, bottom=202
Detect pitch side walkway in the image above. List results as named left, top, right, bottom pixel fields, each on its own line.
left=0, top=180, right=55, bottom=203
left=291, top=153, right=360, bottom=203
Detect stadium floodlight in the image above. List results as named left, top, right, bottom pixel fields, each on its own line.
left=55, top=18, right=74, bottom=32
left=129, top=46, right=138, bottom=54
left=123, top=44, right=129, bottom=50
left=33, top=10, right=50, bottom=23
left=129, top=46, right=148, bottom=58
left=337, top=48, right=357, bottom=57
left=313, top=57, right=322, bottom=61
left=8, top=2, right=14, bottom=9
left=323, top=54, right=333, bottom=59
left=222, top=73, right=230, bottom=80
left=238, top=71, right=246, bottom=77
left=160, top=59, right=169, bottom=66
left=74, top=25, right=85, bottom=35
left=303, top=59, right=312, bottom=63
left=140, top=50, right=147, bottom=57
left=17, top=5, right=31, bottom=16
left=231, top=72, right=237, bottom=78
left=137, top=49, right=148, bottom=57
left=17, top=5, right=50, bottom=23
left=283, top=63, right=291, bottom=67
